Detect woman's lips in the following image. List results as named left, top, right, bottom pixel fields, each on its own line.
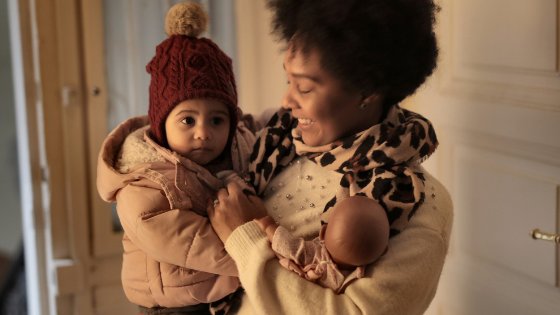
left=297, top=118, right=315, bottom=131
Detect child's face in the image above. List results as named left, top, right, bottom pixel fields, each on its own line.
left=165, top=99, right=231, bottom=165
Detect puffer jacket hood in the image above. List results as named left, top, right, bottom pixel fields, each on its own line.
left=97, top=116, right=164, bottom=202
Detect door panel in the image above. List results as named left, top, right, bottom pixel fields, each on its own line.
left=454, top=0, right=557, bottom=71
left=454, top=145, right=558, bottom=285
left=419, top=0, right=560, bottom=314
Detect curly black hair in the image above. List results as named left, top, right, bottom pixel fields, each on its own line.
left=267, top=0, right=439, bottom=107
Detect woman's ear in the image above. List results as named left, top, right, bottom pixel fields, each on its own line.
left=361, top=93, right=383, bottom=107
left=359, top=92, right=384, bottom=111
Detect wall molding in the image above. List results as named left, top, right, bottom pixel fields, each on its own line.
left=435, top=0, right=560, bottom=112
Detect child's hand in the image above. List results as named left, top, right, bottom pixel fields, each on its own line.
left=208, top=181, right=267, bottom=242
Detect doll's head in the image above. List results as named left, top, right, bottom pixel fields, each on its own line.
left=146, top=2, right=238, bottom=164
left=324, top=196, right=389, bottom=267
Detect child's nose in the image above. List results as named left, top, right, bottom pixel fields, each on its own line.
left=194, top=124, right=211, bottom=140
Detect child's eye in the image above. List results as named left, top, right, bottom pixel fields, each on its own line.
left=181, top=117, right=196, bottom=125
left=211, top=117, right=225, bottom=126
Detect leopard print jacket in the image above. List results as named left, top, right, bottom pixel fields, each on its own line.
left=247, top=105, right=438, bottom=236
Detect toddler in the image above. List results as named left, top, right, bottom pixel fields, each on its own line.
left=96, top=2, right=254, bottom=314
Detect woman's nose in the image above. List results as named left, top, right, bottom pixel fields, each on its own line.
left=281, top=88, right=298, bottom=110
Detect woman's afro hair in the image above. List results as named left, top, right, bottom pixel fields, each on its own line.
left=267, top=0, right=440, bottom=107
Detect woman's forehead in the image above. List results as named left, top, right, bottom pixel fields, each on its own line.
left=283, top=46, right=323, bottom=74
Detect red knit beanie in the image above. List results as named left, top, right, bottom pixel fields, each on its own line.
left=147, top=2, right=238, bottom=147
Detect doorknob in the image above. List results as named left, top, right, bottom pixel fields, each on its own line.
left=531, top=229, right=560, bottom=243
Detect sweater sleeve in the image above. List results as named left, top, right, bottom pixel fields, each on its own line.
left=225, top=177, right=453, bottom=315
left=117, top=183, right=238, bottom=277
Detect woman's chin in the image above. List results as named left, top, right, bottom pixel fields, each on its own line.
left=300, top=131, right=326, bottom=147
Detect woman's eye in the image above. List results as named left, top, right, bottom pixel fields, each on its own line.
left=298, top=86, right=312, bottom=94
left=181, top=117, right=195, bottom=125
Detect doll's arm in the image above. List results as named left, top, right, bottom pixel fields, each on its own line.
left=255, top=216, right=353, bottom=293
left=255, top=216, right=324, bottom=268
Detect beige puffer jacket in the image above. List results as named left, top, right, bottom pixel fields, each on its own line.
left=96, top=116, right=255, bottom=307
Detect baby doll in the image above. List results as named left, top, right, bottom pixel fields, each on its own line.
left=256, top=196, right=389, bottom=293
left=96, top=2, right=254, bottom=314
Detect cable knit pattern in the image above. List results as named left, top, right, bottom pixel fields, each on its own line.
left=146, top=21, right=237, bottom=147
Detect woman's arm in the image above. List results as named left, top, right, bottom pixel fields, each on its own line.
left=117, top=182, right=238, bottom=277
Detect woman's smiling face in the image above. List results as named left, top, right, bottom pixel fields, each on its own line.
left=282, top=46, right=381, bottom=147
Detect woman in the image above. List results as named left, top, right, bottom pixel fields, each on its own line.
left=208, top=0, right=453, bottom=314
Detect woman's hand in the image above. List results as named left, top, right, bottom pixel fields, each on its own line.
left=208, top=181, right=268, bottom=242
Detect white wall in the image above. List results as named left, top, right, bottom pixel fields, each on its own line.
left=235, top=0, right=285, bottom=116
left=0, top=0, right=23, bottom=256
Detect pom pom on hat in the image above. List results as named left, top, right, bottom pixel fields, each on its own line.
left=165, top=2, right=208, bottom=37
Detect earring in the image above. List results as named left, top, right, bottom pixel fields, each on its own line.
left=359, top=102, right=367, bottom=110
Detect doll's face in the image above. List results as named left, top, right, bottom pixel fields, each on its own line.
left=165, top=99, right=230, bottom=165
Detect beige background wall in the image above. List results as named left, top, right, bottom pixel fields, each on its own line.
left=235, top=0, right=285, bottom=116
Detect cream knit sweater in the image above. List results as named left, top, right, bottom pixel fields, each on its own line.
left=225, top=157, right=453, bottom=315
